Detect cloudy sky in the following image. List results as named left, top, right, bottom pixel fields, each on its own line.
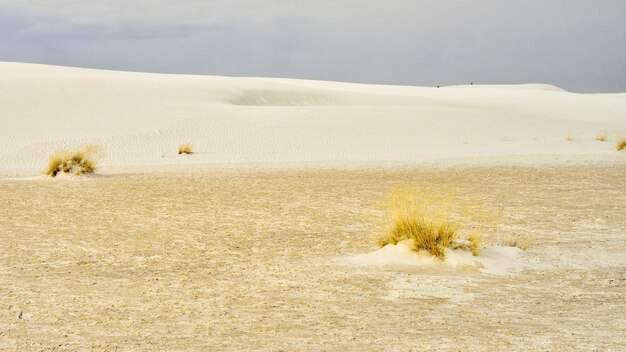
left=0, top=0, right=624, bottom=92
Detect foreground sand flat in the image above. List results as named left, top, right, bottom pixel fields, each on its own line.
left=1, top=162, right=625, bottom=351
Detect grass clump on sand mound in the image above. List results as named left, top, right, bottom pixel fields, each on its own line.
left=178, top=144, right=193, bottom=155
left=617, top=138, right=626, bottom=151
left=376, top=189, right=483, bottom=259
left=45, top=146, right=99, bottom=177
left=379, top=213, right=457, bottom=259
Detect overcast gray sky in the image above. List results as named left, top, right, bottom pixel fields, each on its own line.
left=0, top=0, right=624, bottom=92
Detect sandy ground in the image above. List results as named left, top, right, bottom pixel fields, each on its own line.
left=1, top=159, right=625, bottom=351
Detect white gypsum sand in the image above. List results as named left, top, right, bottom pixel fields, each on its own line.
left=339, top=243, right=526, bottom=275
left=0, top=62, right=625, bottom=175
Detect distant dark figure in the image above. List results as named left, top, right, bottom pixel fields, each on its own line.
left=471, top=82, right=473, bottom=85
left=437, top=86, right=440, bottom=88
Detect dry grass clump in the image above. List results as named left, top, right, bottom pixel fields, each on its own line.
left=467, top=234, right=482, bottom=256
left=45, top=146, right=100, bottom=177
left=617, top=138, right=626, bottom=151
left=178, top=144, right=193, bottom=155
left=379, top=216, right=458, bottom=259
left=595, top=131, right=609, bottom=142
left=565, top=134, right=575, bottom=142
left=376, top=189, right=481, bottom=259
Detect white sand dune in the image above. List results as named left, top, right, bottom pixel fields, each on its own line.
left=1, top=62, right=625, bottom=175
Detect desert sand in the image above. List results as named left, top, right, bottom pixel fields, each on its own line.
left=2, top=165, right=625, bottom=351
left=1, top=63, right=625, bottom=351
left=1, top=62, right=625, bottom=175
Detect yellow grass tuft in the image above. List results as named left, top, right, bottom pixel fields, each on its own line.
left=595, top=131, right=608, bottom=142
left=467, top=233, right=482, bottom=256
left=617, top=138, right=626, bottom=151
left=376, top=188, right=491, bottom=259
left=178, top=144, right=193, bottom=155
left=45, top=146, right=100, bottom=177
left=392, top=217, right=457, bottom=259
left=377, top=189, right=463, bottom=259
left=45, top=155, right=65, bottom=176
left=565, top=134, right=575, bottom=142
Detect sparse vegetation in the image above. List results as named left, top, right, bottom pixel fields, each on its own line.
left=506, top=239, right=529, bottom=251
left=565, top=134, right=575, bottom=142
left=617, top=138, right=626, bottom=151
left=467, top=234, right=482, bottom=256
left=45, top=146, right=99, bottom=177
left=178, top=144, right=193, bottom=155
left=379, top=215, right=458, bottom=259
left=595, top=131, right=609, bottom=142
left=376, top=189, right=481, bottom=259
left=450, top=233, right=482, bottom=256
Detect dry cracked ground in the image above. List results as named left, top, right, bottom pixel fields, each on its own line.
left=1, top=160, right=625, bottom=351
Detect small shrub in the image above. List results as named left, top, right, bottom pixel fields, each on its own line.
left=617, top=138, right=626, bottom=151
left=377, top=189, right=464, bottom=259
left=45, top=146, right=99, bottom=177
left=178, top=144, right=193, bottom=155
left=385, top=216, right=458, bottom=259
left=565, top=135, right=575, bottom=142
left=595, top=131, right=608, bottom=142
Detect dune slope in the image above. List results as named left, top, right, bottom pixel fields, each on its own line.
left=1, top=62, right=625, bottom=174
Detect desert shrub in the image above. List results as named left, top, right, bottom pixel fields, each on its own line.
left=376, top=189, right=483, bottom=259
left=565, top=135, right=575, bottom=142
left=45, top=146, right=99, bottom=177
left=178, top=144, right=193, bottom=155
left=617, top=138, right=626, bottom=151
left=595, top=131, right=608, bottom=142
left=383, top=215, right=458, bottom=259
left=45, top=155, right=64, bottom=176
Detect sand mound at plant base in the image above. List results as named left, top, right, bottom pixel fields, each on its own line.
left=341, top=243, right=525, bottom=275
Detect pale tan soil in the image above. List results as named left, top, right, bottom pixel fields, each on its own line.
left=1, top=163, right=625, bottom=351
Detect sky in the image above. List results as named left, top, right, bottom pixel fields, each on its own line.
left=0, top=0, right=625, bottom=92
